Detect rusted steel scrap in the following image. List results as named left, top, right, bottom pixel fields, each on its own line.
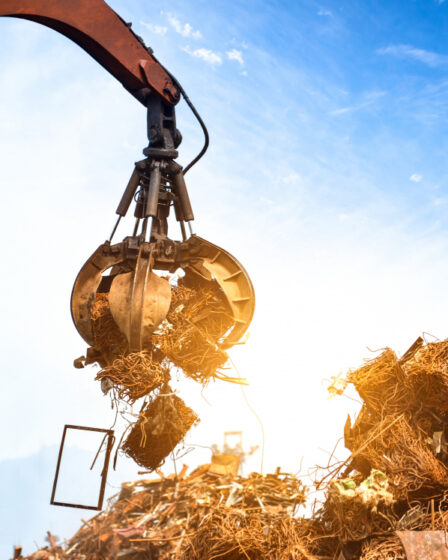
left=320, top=336, right=448, bottom=559
left=19, top=465, right=307, bottom=560
left=15, top=337, right=448, bottom=559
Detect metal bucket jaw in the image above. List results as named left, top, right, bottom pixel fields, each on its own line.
left=71, top=235, right=255, bottom=352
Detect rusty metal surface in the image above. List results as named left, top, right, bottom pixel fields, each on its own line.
left=71, top=235, right=255, bottom=351
left=70, top=241, right=126, bottom=346
left=397, top=530, right=448, bottom=560
left=50, top=424, right=114, bottom=511
left=185, top=236, right=256, bottom=348
left=0, top=0, right=179, bottom=105
left=109, top=247, right=171, bottom=351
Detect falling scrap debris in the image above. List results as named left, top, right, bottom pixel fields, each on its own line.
left=21, top=336, right=448, bottom=559
left=79, top=280, right=235, bottom=391
left=75, top=279, right=242, bottom=470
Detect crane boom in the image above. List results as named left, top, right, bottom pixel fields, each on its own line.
left=0, top=0, right=180, bottom=106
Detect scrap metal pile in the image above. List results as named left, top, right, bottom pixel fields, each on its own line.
left=19, top=336, right=448, bottom=560
left=20, top=465, right=308, bottom=560
left=316, top=336, right=448, bottom=559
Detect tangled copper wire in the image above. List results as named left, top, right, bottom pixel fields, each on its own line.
left=95, top=351, right=170, bottom=404
left=121, top=387, right=199, bottom=471
left=183, top=512, right=317, bottom=560
left=346, top=348, right=409, bottom=415
left=346, top=412, right=448, bottom=499
left=90, top=292, right=128, bottom=364
left=86, top=280, right=235, bottom=399
left=78, top=281, right=235, bottom=472
left=402, top=340, right=448, bottom=414
left=314, top=338, right=448, bottom=555
left=317, top=471, right=396, bottom=544
left=342, top=346, right=448, bottom=500
left=153, top=281, right=234, bottom=383
left=360, top=536, right=405, bottom=560
left=27, top=469, right=309, bottom=560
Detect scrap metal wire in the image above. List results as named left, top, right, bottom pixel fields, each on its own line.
left=27, top=468, right=309, bottom=560
left=153, top=281, right=234, bottom=384
left=346, top=412, right=448, bottom=499
left=360, top=535, right=405, bottom=560
left=346, top=349, right=409, bottom=415
left=82, top=280, right=237, bottom=403
left=63, top=328, right=448, bottom=557
left=314, top=338, right=448, bottom=547
left=95, top=351, right=170, bottom=404
left=183, top=511, right=317, bottom=560
left=90, top=292, right=128, bottom=364
left=402, top=340, right=448, bottom=413
left=317, top=470, right=396, bottom=543
left=121, top=387, right=199, bottom=471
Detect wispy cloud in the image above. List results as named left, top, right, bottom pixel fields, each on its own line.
left=330, top=91, right=385, bottom=116
left=377, top=44, right=448, bottom=67
left=182, top=46, right=222, bottom=66
left=282, top=173, right=301, bottom=184
left=227, top=48, right=244, bottom=66
left=140, top=22, right=168, bottom=36
left=166, top=14, right=202, bottom=39
left=410, top=173, right=423, bottom=183
left=317, top=8, right=332, bottom=16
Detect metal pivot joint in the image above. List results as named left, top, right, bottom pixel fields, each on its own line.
left=113, top=94, right=194, bottom=245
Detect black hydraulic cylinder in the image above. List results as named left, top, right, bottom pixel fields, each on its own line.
left=172, top=168, right=194, bottom=222
left=172, top=194, right=185, bottom=222
left=116, top=165, right=141, bottom=217
left=145, top=162, right=162, bottom=218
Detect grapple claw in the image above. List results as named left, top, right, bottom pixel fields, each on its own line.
left=71, top=235, right=255, bottom=353
left=108, top=247, right=171, bottom=352
left=183, top=236, right=255, bottom=349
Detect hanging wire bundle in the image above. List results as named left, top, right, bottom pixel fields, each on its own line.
left=78, top=279, right=235, bottom=398
left=95, top=351, right=170, bottom=404
left=153, top=281, right=234, bottom=383
left=73, top=279, right=237, bottom=469
left=121, top=385, right=200, bottom=471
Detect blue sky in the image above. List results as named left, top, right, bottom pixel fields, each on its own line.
left=2, top=0, right=448, bottom=551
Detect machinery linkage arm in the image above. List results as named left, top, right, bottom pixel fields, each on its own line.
left=0, top=0, right=192, bottom=237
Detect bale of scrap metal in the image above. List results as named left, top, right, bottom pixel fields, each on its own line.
left=121, top=387, right=200, bottom=470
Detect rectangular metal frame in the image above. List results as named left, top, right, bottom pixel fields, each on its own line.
left=50, top=424, right=114, bottom=511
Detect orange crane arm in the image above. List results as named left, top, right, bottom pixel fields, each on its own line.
left=0, top=0, right=180, bottom=106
